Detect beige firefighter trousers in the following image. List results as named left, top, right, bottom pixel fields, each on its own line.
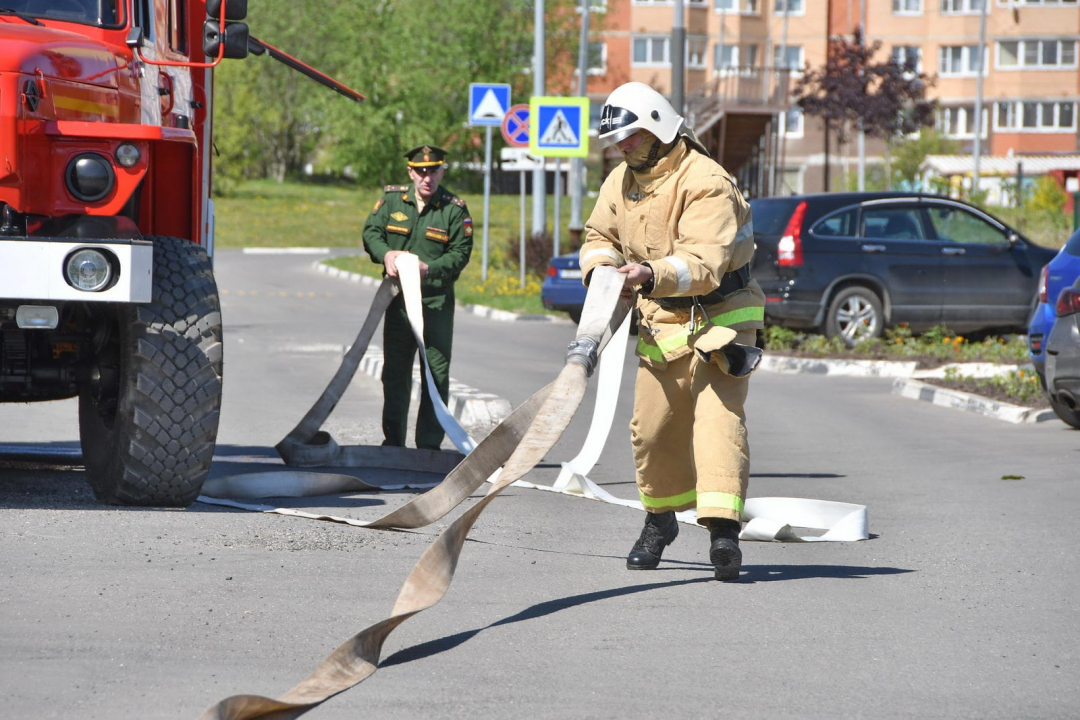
left=629, top=328, right=756, bottom=525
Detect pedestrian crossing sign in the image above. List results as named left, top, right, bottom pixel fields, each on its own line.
left=469, top=83, right=511, bottom=127
left=529, top=96, right=589, bottom=158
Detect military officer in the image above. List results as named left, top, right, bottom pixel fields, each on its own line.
left=362, top=145, right=474, bottom=450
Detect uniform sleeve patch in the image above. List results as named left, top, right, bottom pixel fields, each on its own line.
left=462, top=217, right=473, bottom=236
left=371, top=198, right=385, bottom=215
left=425, top=227, right=450, bottom=243
left=386, top=223, right=410, bottom=235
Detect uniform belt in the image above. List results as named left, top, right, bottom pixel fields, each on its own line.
left=654, top=264, right=750, bottom=309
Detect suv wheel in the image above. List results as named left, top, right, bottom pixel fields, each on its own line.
left=825, top=286, right=884, bottom=346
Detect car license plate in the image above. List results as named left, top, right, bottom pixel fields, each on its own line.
left=559, top=268, right=582, bottom=279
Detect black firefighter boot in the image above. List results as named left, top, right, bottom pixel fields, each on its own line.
left=709, top=519, right=743, bottom=581
left=626, top=510, right=679, bottom=570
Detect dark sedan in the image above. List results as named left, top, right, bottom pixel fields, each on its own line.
left=1044, top=277, right=1080, bottom=428
left=749, top=193, right=1057, bottom=344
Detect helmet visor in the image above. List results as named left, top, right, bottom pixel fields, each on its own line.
left=597, top=104, right=640, bottom=147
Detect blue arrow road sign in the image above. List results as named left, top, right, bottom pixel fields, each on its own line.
left=469, top=83, right=511, bottom=127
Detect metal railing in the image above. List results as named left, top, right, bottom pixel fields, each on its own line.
left=687, top=66, right=796, bottom=131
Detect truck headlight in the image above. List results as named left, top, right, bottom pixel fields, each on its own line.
left=115, top=142, right=141, bottom=168
left=64, top=248, right=114, bottom=292
left=65, top=153, right=115, bottom=202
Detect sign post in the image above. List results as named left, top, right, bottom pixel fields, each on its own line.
left=500, top=146, right=543, bottom=289
left=529, top=96, right=589, bottom=259
left=501, top=105, right=532, bottom=288
left=469, top=83, right=511, bottom=281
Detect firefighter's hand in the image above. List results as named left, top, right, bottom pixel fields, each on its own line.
left=383, top=250, right=404, bottom=278
left=618, top=263, right=653, bottom=288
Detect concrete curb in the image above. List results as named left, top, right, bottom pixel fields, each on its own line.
left=891, top=378, right=1057, bottom=424
left=313, top=263, right=514, bottom=430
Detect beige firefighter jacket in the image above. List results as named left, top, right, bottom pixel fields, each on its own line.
left=580, top=140, right=765, bottom=369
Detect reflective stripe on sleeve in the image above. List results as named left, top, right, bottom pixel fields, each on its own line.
left=697, top=491, right=745, bottom=514
left=639, top=488, right=697, bottom=510
left=582, top=248, right=626, bottom=267
left=660, top=255, right=692, bottom=295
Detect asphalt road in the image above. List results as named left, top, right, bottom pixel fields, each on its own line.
left=2, top=250, right=1078, bottom=720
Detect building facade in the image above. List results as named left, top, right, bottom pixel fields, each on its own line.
left=576, top=0, right=1079, bottom=196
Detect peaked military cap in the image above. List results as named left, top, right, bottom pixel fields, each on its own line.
left=404, top=144, right=447, bottom=168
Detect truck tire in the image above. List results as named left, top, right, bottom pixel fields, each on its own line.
left=825, top=285, right=884, bottom=346
left=78, top=236, right=223, bottom=506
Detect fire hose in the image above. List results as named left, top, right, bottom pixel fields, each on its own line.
left=196, top=255, right=867, bottom=718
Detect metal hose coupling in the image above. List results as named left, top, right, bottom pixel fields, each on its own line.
left=565, top=337, right=600, bottom=377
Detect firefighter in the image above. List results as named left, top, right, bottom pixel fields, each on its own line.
left=363, top=145, right=474, bottom=450
left=579, top=83, right=765, bottom=581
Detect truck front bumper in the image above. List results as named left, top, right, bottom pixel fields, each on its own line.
left=0, top=216, right=153, bottom=303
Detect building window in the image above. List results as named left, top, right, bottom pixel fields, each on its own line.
left=715, top=0, right=759, bottom=13
left=633, top=0, right=707, bottom=4
left=996, top=0, right=1077, bottom=5
left=937, top=105, right=987, bottom=137
left=687, top=36, right=708, bottom=68
left=715, top=44, right=759, bottom=72
left=940, top=0, right=986, bottom=12
left=892, top=0, right=923, bottom=12
left=773, top=45, right=804, bottom=70
left=995, top=100, right=1078, bottom=131
left=997, top=39, right=1078, bottom=69
left=891, top=45, right=923, bottom=72
left=939, top=45, right=985, bottom=75
left=633, top=35, right=669, bottom=65
left=575, top=41, right=607, bottom=75
left=782, top=107, right=804, bottom=136
left=775, top=0, right=804, bottom=12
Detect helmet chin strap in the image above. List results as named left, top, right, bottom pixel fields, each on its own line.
left=626, top=137, right=677, bottom=172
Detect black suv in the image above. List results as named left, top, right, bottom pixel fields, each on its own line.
left=748, top=192, right=1057, bottom=343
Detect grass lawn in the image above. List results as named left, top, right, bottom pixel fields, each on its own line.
left=215, top=179, right=591, bottom=315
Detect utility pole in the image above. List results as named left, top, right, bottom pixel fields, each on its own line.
left=532, top=0, right=546, bottom=238
left=972, top=0, right=989, bottom=197
left=569, top=0, right=590, bottom=245
left=672, top=0, right=685, bottom=115
left=857, top=0, right=867, bottom=191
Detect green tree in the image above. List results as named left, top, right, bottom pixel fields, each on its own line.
left=888, top=128, right=958, bottom=191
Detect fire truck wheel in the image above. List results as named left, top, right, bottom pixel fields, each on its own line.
left=78, top=235, right=223, bottom=506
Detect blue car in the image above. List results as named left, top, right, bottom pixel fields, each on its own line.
left=541, top=253, right=586, bottom=323
left=1028, top=227, right=1080, bottom=381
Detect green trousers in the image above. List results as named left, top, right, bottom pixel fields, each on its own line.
left=381, top=293, right=454, bottom=450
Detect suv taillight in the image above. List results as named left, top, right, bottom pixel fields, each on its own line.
left=1037, top=265, right=1049, bottom=304
left=1056, top=287, right=1080, bottom=317
left=777, top=201, right=807, bottom=268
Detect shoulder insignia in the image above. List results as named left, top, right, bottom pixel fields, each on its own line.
left=390, top=211, right=409, bottom=222
left=385, top=184, right=410, bottom=193
left=371, top=197, right=384, bottom=215
left=449, top=196, right=467, bottom=208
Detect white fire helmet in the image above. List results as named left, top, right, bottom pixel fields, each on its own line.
left=597, top=82, right=685, bottom=148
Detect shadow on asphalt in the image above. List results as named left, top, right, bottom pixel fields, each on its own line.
left=381, top=577, right=713, bottom=668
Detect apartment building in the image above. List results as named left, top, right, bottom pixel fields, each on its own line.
left=576, top=0, right=1080, bottom=196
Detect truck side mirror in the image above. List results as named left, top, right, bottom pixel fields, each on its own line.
left=204, top=0, right=250, bottom=59
left=207, top=0, right=248, bottom=21
left=203, top=19, right=250, bottom=59
left=126, top=26, right=143, bottom=49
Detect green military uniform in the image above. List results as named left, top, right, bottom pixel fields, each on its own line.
left=362, top=145, right=473, bottom=449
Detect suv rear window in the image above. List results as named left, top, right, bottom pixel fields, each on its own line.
left=749, top=198, right=800, bottom=235
left=811, top=208, right=858, bottom=237
left=1065, top=228, right=1080, bottom=256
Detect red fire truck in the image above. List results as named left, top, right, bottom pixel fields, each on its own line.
left=0, top=1, right=360, bottom=506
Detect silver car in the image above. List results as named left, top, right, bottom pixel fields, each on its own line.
left=1045, top=276, right=1080, bottom=428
